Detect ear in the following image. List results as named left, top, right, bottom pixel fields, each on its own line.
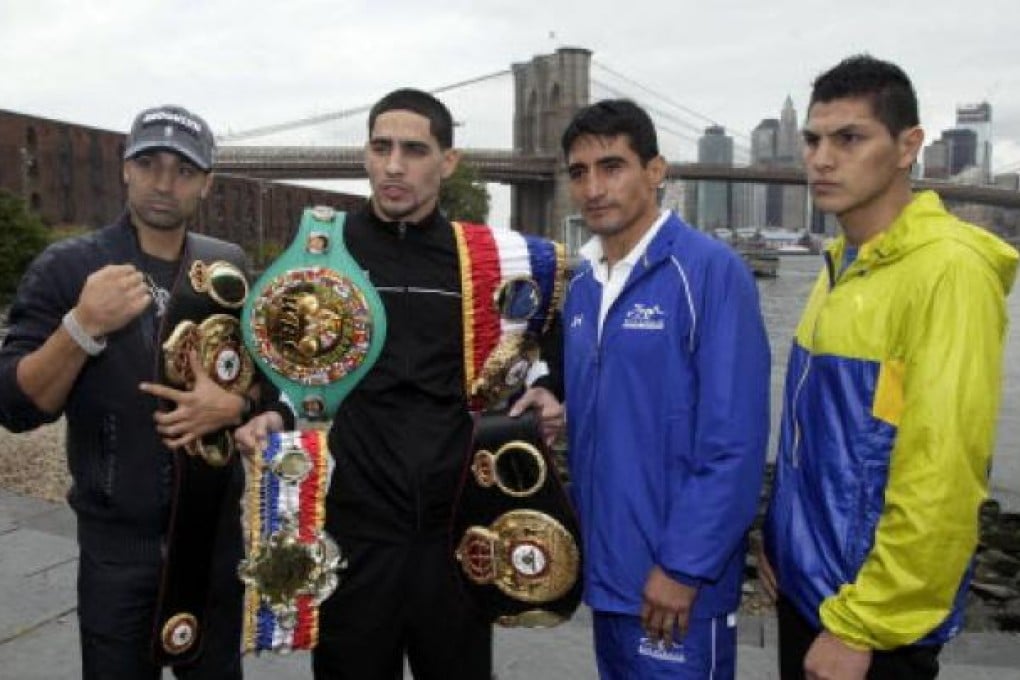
left=200, top=173, right=214, bottom=200
left=646, top=155, right=667, bottom=187
left=122, top=161, right=130, bottom=185
left=897, top=126, right=924, bottom=170
left=440, top=148, right=461, bottom=180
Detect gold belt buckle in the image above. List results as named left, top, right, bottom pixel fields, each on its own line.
left=163, top=314, right=254, bottom=466
left=455, top=509, right=580, bottom=604
left=238, top=523, right=344, bottom=630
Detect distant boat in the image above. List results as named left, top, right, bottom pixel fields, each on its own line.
left=775, top=243, right=813, bottom=255
left=736, top=246, right=780, bottom=278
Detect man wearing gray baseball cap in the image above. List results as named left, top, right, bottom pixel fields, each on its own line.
left=0, top=104, right=258, bottom=678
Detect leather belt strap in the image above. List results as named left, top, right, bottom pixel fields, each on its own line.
left=451, top=411, right=582, bottom=627
left=152, top=233, right=250, bottom=666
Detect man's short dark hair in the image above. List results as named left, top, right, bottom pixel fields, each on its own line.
left=810, top=55, right=919, bottom=137
left=368, top=88, right=454, bottom=149
left=560, top=99, right=660, bottom=164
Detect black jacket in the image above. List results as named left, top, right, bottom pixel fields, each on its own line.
left=324, top=204, right=561, bottom=542
left=0, top=213, right=247, bottom=561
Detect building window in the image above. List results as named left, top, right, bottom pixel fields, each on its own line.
left=563, top=214, right=588, bottom=260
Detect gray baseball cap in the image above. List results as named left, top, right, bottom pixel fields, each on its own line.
left=123, top=105, right=215, bottom=170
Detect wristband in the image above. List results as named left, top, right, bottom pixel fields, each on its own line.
left=62, top=310, right=107, bottom=356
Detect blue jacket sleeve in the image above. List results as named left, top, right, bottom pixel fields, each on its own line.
left=657, top=253, right=770, bottom=583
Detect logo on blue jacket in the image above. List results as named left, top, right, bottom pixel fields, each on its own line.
left=622, top=303, right=665, bottom=331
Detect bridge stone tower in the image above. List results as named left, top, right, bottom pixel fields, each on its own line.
left=510, top=47, right=591, bottom=240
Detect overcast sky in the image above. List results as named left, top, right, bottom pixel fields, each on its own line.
left=4, top=0, right=1019, bottom=226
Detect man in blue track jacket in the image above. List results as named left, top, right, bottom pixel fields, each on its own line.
left=561, top=99, right=771, bottom=679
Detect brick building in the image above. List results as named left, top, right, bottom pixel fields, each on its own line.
left=0, top=109, right=364, bottom=265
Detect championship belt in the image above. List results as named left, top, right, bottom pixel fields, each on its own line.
left=152, top=242, right=253, bottom=666
left=239, top=205, right=386, bottom=653
left=449, top=223, right=581, bottom=627
left=452, top=412, right=582, bottom=627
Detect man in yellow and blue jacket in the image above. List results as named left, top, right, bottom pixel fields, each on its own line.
left=760, top=55, right=1018, bottom=680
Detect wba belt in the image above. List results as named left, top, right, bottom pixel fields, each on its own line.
left=449, top=223, right=580, bottom=627
left=240, top=206, right=386, bottom=653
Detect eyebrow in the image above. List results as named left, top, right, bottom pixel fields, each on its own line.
left=567, top=154, right=628, bottom=170
left=369, top=135, right=433, bottom=149
left=803, top=123, right=868, bottom=138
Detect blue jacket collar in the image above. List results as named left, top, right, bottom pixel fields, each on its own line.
left=636, top=211, right=686, bottom=271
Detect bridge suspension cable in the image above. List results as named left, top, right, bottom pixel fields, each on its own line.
left=593, top=60, right=751, bottom=142
left=592, top=78, right=706, bottom=154
left=217, top=68, right=510, bottom=143
left=592, top=78, right=704, bottom=137
left=591, top=77, right=751, bottom=162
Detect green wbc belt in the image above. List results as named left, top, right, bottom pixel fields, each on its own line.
left=242, top=206, right=387, bottom=421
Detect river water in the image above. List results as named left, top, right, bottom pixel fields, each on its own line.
left=761, top=256, right=1020, bottom=511
left=2, top=257, right=1018, bottom=509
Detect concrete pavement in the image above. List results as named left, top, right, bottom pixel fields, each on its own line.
left=1, top=489, right=1017, bottom=679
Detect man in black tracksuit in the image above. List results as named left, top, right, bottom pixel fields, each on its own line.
left=236, top=89, right=564, bottom=679
left=0, top=106, right=257, bottom=678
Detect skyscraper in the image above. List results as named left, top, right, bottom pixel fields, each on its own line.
left=751, top=118, right=783, bottom=226
left=696, top=125, right=733, bottom=231
left=776, top=96, right=806, bottom=230
left=942, top=128, right=978, bottom=177
left=956, top=102, right=992, bottom=181
left=751, top=118, right=779, bottom=165
left=776, top=96, right=800, bottom=163
left=923, top=139, right=950, bottom=179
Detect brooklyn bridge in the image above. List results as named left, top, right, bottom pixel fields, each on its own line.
left=211, top=47, right=1020, bottom=245
left=2, top=47, right=1018, bottom=257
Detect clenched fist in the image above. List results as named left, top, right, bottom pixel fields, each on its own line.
left=74, top=264, right=152, bottom=337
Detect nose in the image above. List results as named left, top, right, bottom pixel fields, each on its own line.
left=384, top=148, right=404, bottom=176
left=581, top=173, right=605, bottom=201
left=806, top=139, right=835, bottom=173
left=152, top=164, right=175, bottom=192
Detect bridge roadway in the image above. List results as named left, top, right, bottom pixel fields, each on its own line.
left=216, top=146, right=558, bottom=183
left=215, top=146, right=1020, bottom=208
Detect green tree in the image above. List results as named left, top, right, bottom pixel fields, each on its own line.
left=0, top=191, right=49, bottom=298
left=440, top=162, right=490, bottom=224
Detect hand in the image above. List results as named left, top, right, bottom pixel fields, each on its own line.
left=641, top=565, right=698, bottom=646
left=234, top=410, right=285, bottom=458
left=754, top=533, right=779, bottom=602
left=139, top=351, right=244, bottom=451
left=508, top=386, right=565, bottom=448
left=74, top=264, right=151, bottom=337
left=804, top=631, right=872, bottom=680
